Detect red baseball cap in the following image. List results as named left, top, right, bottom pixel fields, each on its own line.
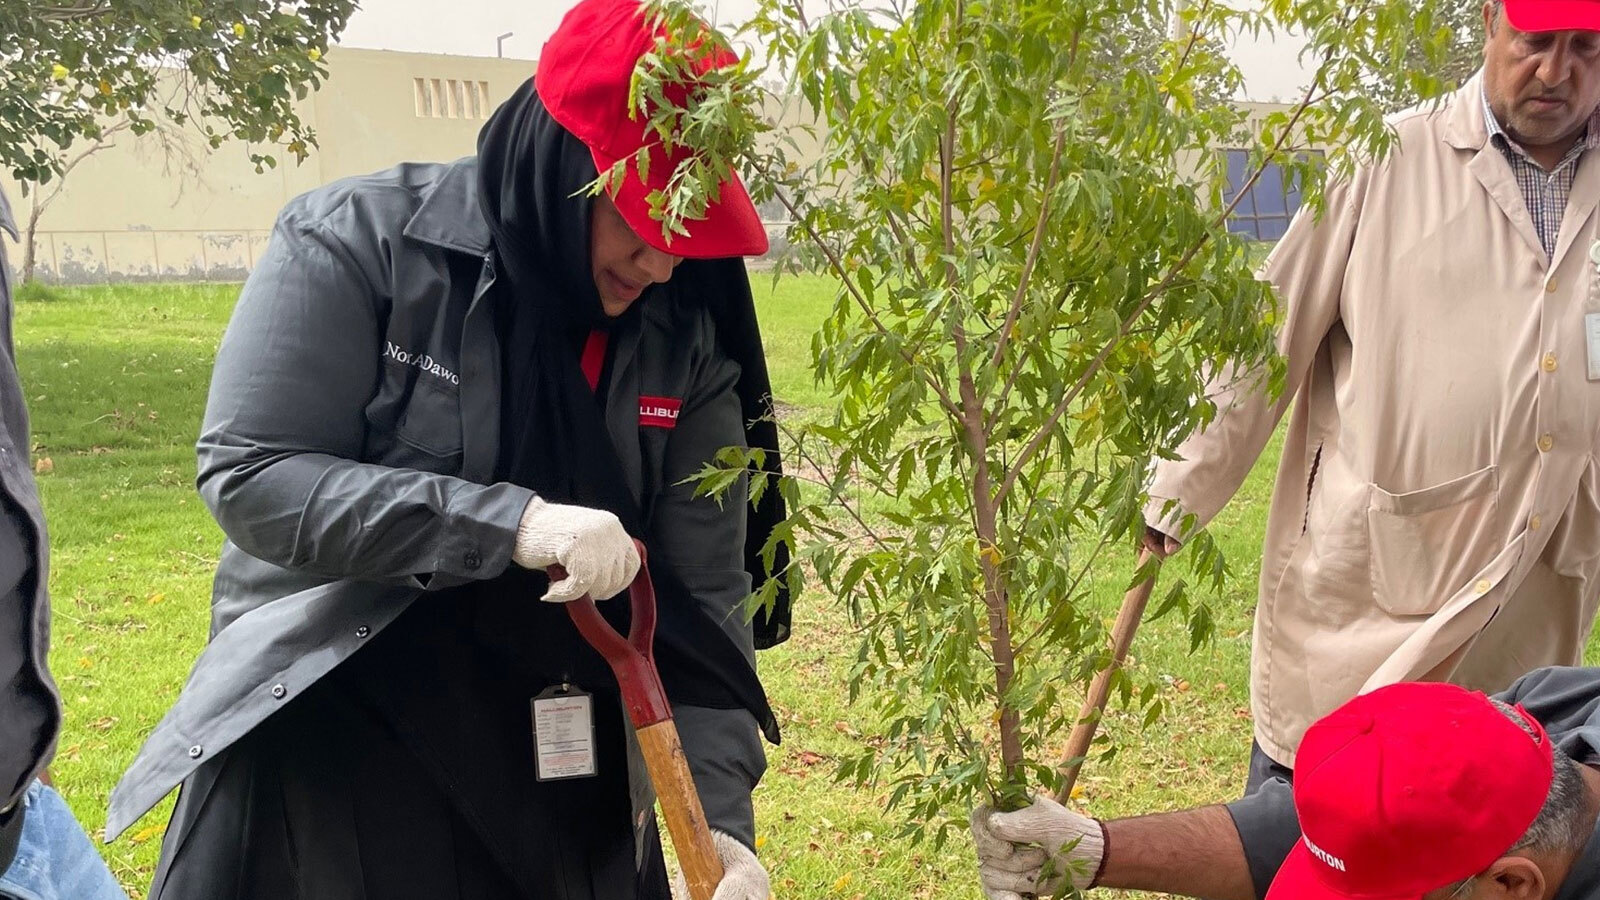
left=1504, top=0, right=1600, bottom=33
left=1266, top=682, right=1554, bottom=900
left=536, top=0, right=769, bottom=259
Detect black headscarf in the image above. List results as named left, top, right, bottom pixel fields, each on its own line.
left=474, top=78, right=788, bottom=739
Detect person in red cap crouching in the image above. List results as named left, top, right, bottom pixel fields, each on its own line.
left=971, top=668, right=1600, bottom=900
left=102, top=1, right=787, bottom=898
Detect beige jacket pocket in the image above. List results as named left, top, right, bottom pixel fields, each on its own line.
left=1367, top=465, right=1499, bottom=616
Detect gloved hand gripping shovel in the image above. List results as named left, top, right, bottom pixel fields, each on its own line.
left=553, top=541, right=725, bottom=900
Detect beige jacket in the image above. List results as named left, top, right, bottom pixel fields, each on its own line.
left=1148, top=74, right=1600, bottom=766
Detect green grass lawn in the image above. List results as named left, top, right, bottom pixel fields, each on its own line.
left=17, top=273, right=1579, bottom=898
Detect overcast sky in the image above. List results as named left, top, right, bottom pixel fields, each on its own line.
left=335, top=0, right=1317, bottom=102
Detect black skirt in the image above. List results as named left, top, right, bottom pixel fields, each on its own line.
left=148, top=592, right=672, bottom=900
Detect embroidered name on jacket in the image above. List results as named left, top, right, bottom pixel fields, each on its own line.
left=384, top=341, right=459, bottom=385
left=639, top=396, right=682, bottom=429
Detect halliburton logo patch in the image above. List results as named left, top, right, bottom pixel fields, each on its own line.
left=639, top=396, right=682, bottom=429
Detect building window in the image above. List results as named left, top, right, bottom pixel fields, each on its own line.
left=430, top=79, right=445, bottom=117
left=413, top=77, right=433, bottom=117
left=1221, top=149, right=1324, bottom=242
left=413, top=77, right=494, bottom=119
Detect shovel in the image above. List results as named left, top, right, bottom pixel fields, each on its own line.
left=553, top=541, right=725, bottom=900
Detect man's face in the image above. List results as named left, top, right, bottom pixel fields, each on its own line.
left=589, top=194, right=682, bottom=318
left=1482, top=2, right=1600, bottom=150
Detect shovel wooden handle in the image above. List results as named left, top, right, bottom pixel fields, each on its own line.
left=637, top=719, right=723, bottom=900
left=1053, top=552, right=1160, bottom=804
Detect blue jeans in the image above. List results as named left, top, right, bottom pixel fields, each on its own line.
left=0, top=781, right=127, bottom=900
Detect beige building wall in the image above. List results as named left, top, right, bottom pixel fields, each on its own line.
left=3, top=48, right=537, bottom=283
left=2, top=59, right=1309, bottom=284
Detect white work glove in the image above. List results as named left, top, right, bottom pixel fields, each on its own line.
left=511, top=497, right=640, bottom=603
left=971, top=796, right=1107, bottom=900
left=670, top=830, right=771, bottom=900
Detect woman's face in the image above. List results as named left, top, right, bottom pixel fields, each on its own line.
left=589, top=195, right=683, bottom=318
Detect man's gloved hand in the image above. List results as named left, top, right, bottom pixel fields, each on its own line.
left=971, top=796, right=1107, bottom=900
left=671, top=830, right=772, bottom=900
left=512, top=497, right=640, bottom=602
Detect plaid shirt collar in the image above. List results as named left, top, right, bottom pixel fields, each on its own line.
left=1481, top=83, right=1600, bottom=168
left=1479, top=84, right=1600, bottom=256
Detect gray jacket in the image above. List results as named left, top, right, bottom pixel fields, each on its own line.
left=107, top=159, right=768, bottom=847
left=0, top=186, right=63, bottom=842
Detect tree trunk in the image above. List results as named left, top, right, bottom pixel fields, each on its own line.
left=21, top=199, right=41, bottom=285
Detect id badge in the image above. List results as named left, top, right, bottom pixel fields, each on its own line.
left=1587, top=313, right=1600, bottom=382
left=531, top=684, right=598, bottom=781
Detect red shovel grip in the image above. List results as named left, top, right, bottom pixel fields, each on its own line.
left=551, top=540, right=673, bottom=728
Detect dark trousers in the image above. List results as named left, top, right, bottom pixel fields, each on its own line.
left=1244, top=740, right=1294, bottom=796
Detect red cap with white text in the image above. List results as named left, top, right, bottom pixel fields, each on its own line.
left=1265, top=682, right=1554, bottom=900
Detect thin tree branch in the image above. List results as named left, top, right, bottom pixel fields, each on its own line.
left=983, top=122, right=1067, bottom=381
left=764, top=177, right=966, bottom=421
left=1160, top=0, right=1213, bottom=108
left=30, top=1, right=111, bottom=22
left=994, top=65, right=1330, bottom=509
left=775, top=417, right=891, bottom=551
left=1012, top=527, right=1118, bottom=658
left=991, top=276, right=1079, bottom=418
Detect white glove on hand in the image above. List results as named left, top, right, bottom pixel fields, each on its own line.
left=511, top=497, right=640, bottom=603
left=671, top=830, right=771, bottom=900
left=971, top=796, right=1106, bottom=900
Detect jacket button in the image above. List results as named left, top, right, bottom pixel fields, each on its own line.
left=188, top=745, right=203, bottom=759
left=356, top=625, right=370, bottom=639
left=271, top=684, right=287, bottom=700
left=464, top=549, right=481, bottom=570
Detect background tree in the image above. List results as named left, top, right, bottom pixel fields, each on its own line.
left=0, top=0, right=357, bottom=187
left=1368, top=0, right=1485, bottom=110
left=18, top=79, right=208, bottom=284
left=620, top=0, right=1459, bottom=853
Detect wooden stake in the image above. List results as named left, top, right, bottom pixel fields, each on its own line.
left=1053, top=552, right=1160, bottom=804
